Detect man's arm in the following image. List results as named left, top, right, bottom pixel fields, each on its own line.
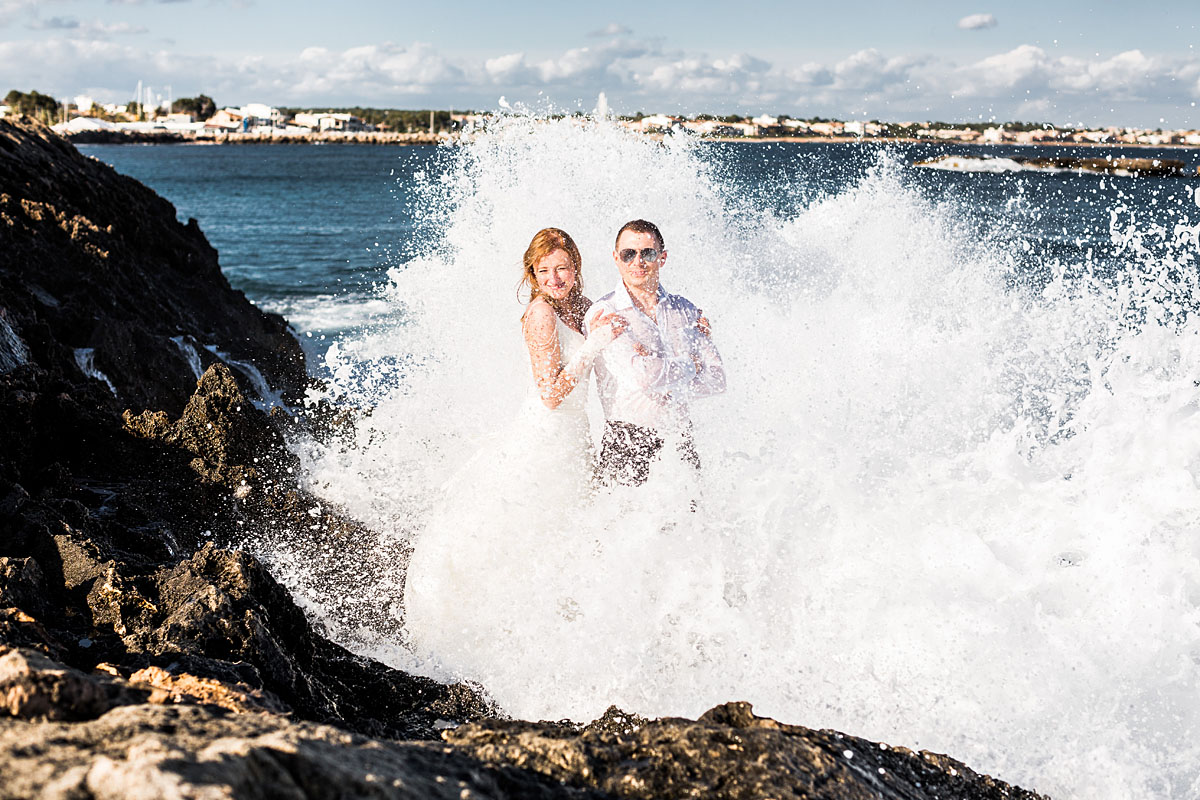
left=625, top=300, right=726, bottom=399
left=628, top=342, right=699, bottom=394
left=664, top=299, right=724, bottom=400
left=684, top=315, right=725, bottom=398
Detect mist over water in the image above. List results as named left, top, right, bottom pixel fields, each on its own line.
left=265, top=118, right=1200, bottom=799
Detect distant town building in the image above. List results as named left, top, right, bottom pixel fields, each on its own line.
left=239, top=103, right=284, bottom=127
left=451, top=112, right=487, bottom=131
left=638, top=114, right=677, bottom=132
left=206, top=104, right=286, bottom=132
left=1073, top=129, right=1114, bottom=143
left=808, top=122, right=843, bottom=136
left=52, top=117, right=116, bottom=135
left=208, top=109, right=247, bottom=131
left=293, top=112, right=370, bottom=132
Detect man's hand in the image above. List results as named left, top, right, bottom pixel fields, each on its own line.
left=588, top=309, right=628, bottom=347
left=696, top=311, right=712, bottom=338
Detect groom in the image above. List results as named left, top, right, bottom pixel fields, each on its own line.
left=584, top=219, right=726, bottom=486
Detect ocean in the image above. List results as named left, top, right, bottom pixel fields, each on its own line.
left=83, top=122, right=1200, bottom=800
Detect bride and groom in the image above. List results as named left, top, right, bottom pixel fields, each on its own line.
left=402, top=220, right=724, bottom=673
left=519, top=219, right=726, bottom=488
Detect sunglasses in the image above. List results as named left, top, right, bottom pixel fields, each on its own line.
left=618, top=248, right=662, bottom=263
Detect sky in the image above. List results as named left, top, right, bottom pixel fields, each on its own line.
left=3, top=0, right=1199, bottom=128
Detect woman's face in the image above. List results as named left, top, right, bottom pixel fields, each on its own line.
left=533, top=249, right=577, bottom=301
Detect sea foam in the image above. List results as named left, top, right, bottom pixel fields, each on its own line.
left=266, top=116, right=1200, bottom=800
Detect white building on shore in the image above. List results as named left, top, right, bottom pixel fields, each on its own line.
left=292, top=112, right=371, bottom=132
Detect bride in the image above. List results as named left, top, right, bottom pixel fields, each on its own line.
left=517, top=227, right=625, bottom=464
left=402, top=228, right=625, bottom=678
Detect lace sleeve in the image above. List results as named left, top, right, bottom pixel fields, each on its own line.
left=523, top=302, right=570, bottom=408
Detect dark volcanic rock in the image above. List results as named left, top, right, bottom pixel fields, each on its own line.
left=0, top=118, right=491, bottom=743
left=0, top=655, right=1046, bottom=800
left=116, top=542, right=488, bottom=739
left=915, top=152, right=1192, bottom=178
left=0, top=647, right=149, bottom=721
left=123, top=363, right=298, bottom=488
left=0, top=358, right=493, bottom=740
left=0, top=701, right=603, bottom=800
left=448, top=701, right=1047, bottom=800
left=0, top=115, right=304, bottom=414
left=1018, top=155, right=1187, bottom=177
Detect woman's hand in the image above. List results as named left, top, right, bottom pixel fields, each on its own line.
left=696, top=311, right=712, bottom=338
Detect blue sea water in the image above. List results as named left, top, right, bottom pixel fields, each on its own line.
left=81, top=139, right=1200, bottom=344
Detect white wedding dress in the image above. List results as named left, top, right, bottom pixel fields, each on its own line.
left=402, top=315, right=595, bottom=679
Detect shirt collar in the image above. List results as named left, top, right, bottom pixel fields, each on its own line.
left=612, top=279, right=667, bottom=310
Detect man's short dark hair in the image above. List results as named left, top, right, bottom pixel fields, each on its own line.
left=615, top=219, right=665, bottom=250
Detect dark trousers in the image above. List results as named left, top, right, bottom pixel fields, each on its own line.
left=595, top=420, right=700, bottom=487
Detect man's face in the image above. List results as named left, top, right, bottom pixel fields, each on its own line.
left=613, top=230, right=666, bottom=293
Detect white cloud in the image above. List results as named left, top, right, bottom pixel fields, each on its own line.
left=27, top=17, right=146, bottom=36
left=28, top=15, right=77, bottom=29
left=480, top=39, right=656, bottom=89
left=640, top=52, right=777, bottom=98
left=1058, top=49, right=1155, bottom=95
left=1, top=33, right=1196, bottom=127
left=954, top=43, right=1050, bottom=94
left=590, top=23, right=630, bottom=37
left=950, top=44, right=1191, bottom=106
left=833, top=49, right=922, bottom=92
left=786, top=62, right=834, bottom=87
left=286, top=41, right=464, bottom=97
left=485, top=52, right=528, bottom=82
left=957, top=13, right=997, bottom=30
left=1, top=0, right=71, bottom=28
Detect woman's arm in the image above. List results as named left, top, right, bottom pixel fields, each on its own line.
left=524, top=301, right=624, bottom=409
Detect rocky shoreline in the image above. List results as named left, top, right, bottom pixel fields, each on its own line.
left=915, top=152, right=1196, bottom=177
left=0, top=116, right=1048, bottom=799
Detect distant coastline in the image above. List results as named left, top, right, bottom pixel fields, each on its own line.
left=7, top=88, right=1195, bottom=150
left=64, top=129, right=449, bottom=146
left=63, top=128, right=1200, bottom=150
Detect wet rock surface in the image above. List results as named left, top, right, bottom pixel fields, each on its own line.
left=0, top=700, right=603, bottom=800
left=449, top=701, right=1045, bottom=800
left=915, top=152, right=1192, bottom=177
left=0, top=117, right=1048, bottom=798
left=0, top=116, right=491, bottom=740
left=0, top=115, right=304, bottom=414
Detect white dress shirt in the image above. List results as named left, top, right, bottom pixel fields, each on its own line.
left=583, top=280, right=726, bottom=431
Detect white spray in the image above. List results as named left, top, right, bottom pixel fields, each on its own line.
left=277, top=117, right=1200, bottom=800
